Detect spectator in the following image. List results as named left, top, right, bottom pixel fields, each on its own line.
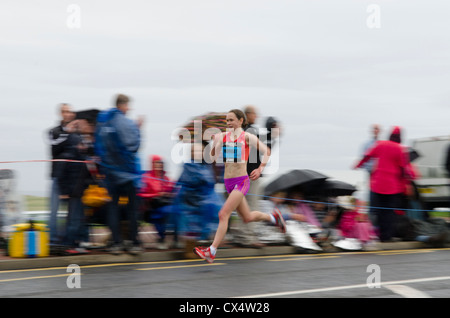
left=400, top=148, right=422, bottom=220
left=287, top=192, right=322, bottom=233
left=257, top=192, right=287, bottom=245
left=62, top=118, right=95, bottom=254
left=95, top=94, right=143, bottom=255
left=139, top=155, right=175, bottom=250
left=332, top=196, right=377, bottom=251
left=311, top=201, right=337, bottom=228
left=408, top=218, right=449, bottom=247
left=293, top=195, right=340, bottom=245
left=360, top=124, right=381, bottom=174
left=354, top=126, right=412, bottom=242
left=174, top=142, right=221, bottom=256
left=259, top=192, right=322, bottom=251
left=263, top=116, right=282, bottom=176
left=47, top=103, right=76, bottom=246
left=265, top=116, right=282, bottom=150
left=360, top=124, right=381, bottom=225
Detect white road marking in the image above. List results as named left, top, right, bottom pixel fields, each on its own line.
left=384, top=284, right=431, bottom=298
left=236, top=276, right=450, bottom=298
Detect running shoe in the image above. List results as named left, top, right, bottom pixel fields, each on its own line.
left=193, top=246, right=215, bottom=263
left=272, top=208, right=287, bottom=233
left=64, top=247, right=88, bottom=255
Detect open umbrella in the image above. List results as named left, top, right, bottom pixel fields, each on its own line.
left=313, top=179, right=357, bottom=197
left=409, top=148, right=421, bottom=162
left=264, top=169, right=328, bottom=196
left=76, top=109, right=100, bottom=124
left=180, top=112, right=227, bottom=143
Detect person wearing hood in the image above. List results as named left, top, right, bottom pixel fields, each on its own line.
left=354, top=126, right=413, bottom=242
left=173, top=142, right=222, bottom=256
left=95, top=94, right=143, bottom=255
left=139, top=155, right=175, bottom=249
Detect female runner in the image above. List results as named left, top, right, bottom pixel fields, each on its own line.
left=194, top=109, right=286, bottom=263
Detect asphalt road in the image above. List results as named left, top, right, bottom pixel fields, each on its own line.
left=1, top=248, right=449, bottom=300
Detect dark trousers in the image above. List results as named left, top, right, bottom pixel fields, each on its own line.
left=65, top=197, right=88, bottom=247
left=107, top=181, right=140, bottom=246
left=370, top=192, right=402, bottom=242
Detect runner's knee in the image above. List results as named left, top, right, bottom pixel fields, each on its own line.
left=218, top=210, right=231, bottom=222
left=241, top=213, right=254, bottom=223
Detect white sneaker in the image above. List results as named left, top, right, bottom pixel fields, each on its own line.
left=332, top=238, right=362, bottom=251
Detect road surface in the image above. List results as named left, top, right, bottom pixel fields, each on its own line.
left=1, top=248, right=449, bottom=302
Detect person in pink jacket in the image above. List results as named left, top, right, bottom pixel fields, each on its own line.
left=337, top=197, right=376, bottom=243
left=139, top=155, right=174, bottom=200
left=354, top=126, right=412, bottom=242
left=139, top=155, right=175, bottom=249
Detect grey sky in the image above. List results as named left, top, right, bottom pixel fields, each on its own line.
left=1, top=0, right=450, bottom=196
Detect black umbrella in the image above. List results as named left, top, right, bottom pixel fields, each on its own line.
left=316, top=179, right=357, bottom=197
left=76, top=109, right=100, bottom=124
left=264, top=169, right=328, bottom=196
left=409, top=148, right=420, bottom=162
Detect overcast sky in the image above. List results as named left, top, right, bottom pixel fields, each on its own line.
left=1, top=0, right=450, bottom=196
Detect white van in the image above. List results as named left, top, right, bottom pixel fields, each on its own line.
left=412, top=136, right=450, bottom=209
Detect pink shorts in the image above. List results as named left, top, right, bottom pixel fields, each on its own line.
left=224, top=175, right=250, bottom=195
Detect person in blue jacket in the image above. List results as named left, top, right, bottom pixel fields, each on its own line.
left=174, top=142, right=222, bottom=244
left=95, top=94, right=143, bottom=255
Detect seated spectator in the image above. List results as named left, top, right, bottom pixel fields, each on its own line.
left=257, top=193, right=289, bottom=245
left=332, top=196, right=378, bottom=251
left=258, top=192, right=322, bottom=251
left=139, top=155, right=175, bottom=249
left=393, top=212, right=449, bottom=247
left=287, top=192, right=323, bottom=235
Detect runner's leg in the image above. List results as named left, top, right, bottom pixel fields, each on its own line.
left=236, top=196, right=272, bottom=223
left=211, top=190, right=245, bottom=249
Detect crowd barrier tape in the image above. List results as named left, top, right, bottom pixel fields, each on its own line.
left=0, top=158, right=444, bottom=215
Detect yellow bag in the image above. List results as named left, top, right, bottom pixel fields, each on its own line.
left=8, top=222, right=49, bottom=258
left=82, top=184, right=111, bottom=207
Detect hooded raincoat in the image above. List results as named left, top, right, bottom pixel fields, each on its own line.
left=95, top=108, right=141, bottom=187
left=139, top=155, right=174, bottom=201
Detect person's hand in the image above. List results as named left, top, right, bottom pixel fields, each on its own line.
left=65, top=120, right=79, bottom=133
left=250, top=167, right=262, bottom=180
left=136, top=115, right=145, bottom=129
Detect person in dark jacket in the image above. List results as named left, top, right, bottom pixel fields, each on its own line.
left=47, top=103, right=76, bottom=245
left=62, top=118, right=96, bottom=254
left=265, top=116, right=281, bottom=150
